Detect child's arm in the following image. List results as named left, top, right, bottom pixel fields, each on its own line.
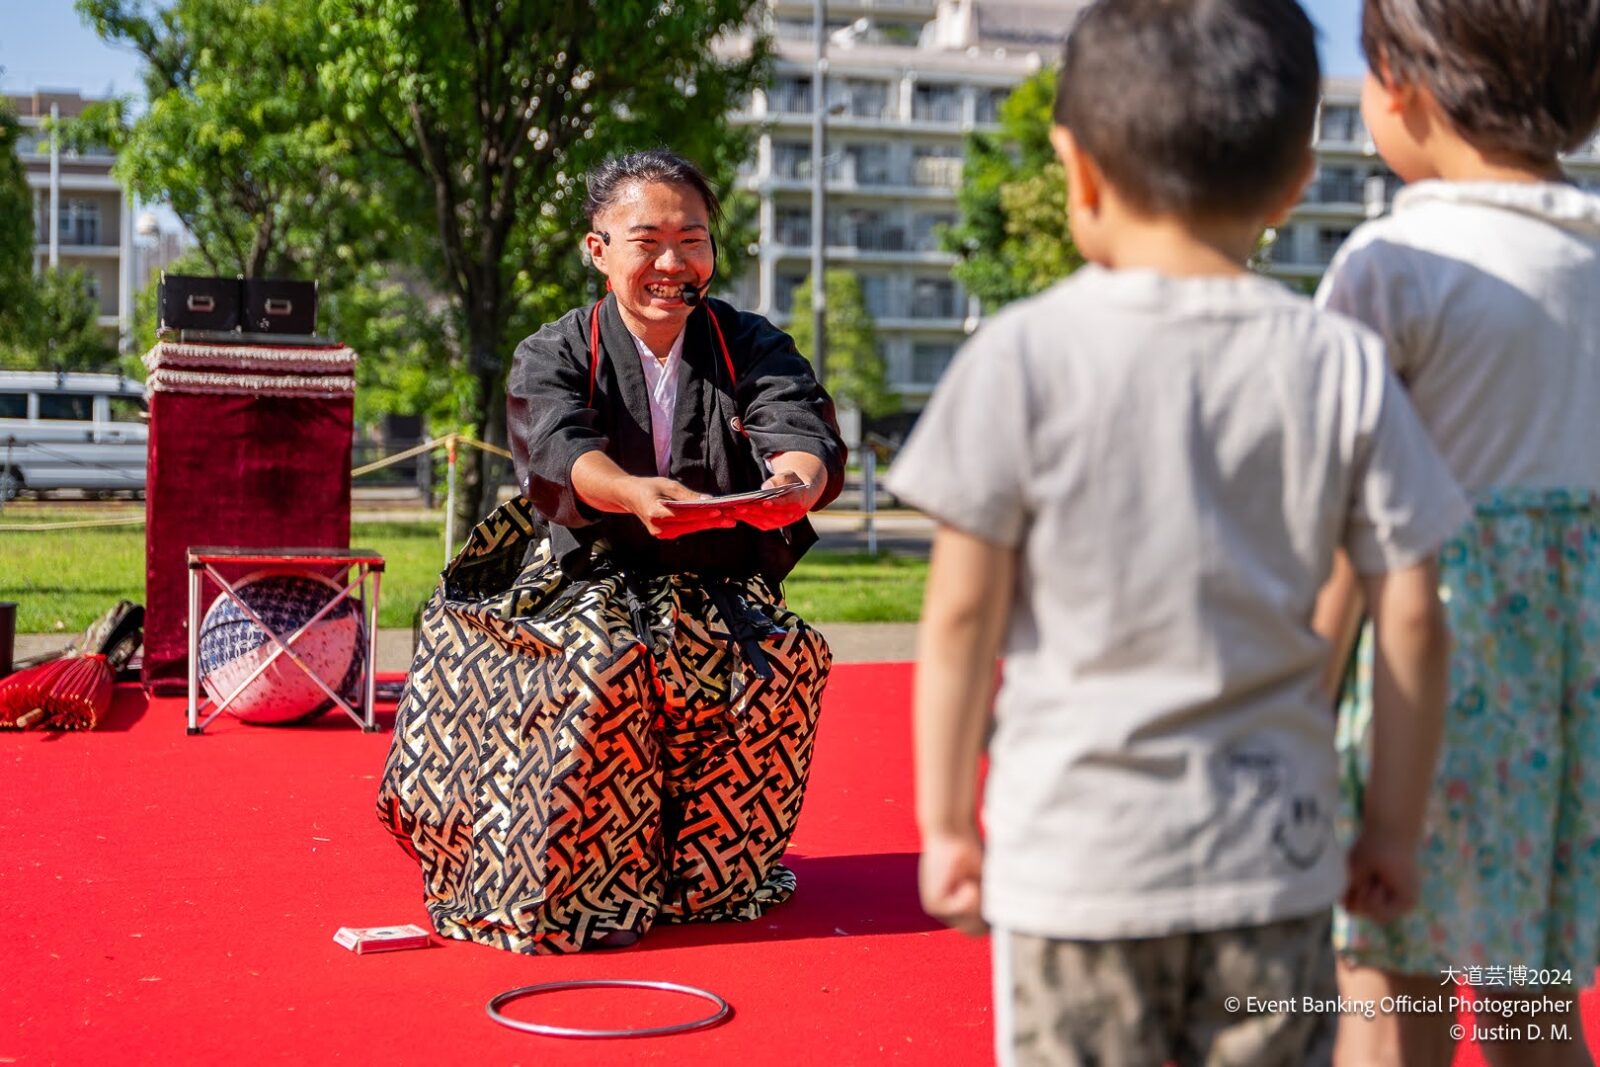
left=914, top=524, right=1017, bottom=936
left=1311, top=549, right=1366, bottom=702
left=1342, top=558, right=1449, bottom=923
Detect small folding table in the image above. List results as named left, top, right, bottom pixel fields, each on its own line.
left=186, top=547, right=385, bottom=734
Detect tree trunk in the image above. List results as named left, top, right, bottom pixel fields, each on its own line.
left=451, top=352, right=508, bottom=546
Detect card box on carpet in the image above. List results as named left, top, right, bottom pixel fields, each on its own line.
left=333, top=924, right=432, bottom=954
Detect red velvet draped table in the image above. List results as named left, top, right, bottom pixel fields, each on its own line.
left=141, top=340, right=357, bottom=694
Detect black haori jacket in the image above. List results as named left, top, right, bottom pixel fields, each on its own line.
left=506, top=294, right=846, bottom=586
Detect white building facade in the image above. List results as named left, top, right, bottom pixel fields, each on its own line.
left=731, top=8, right=1600, bottom=407
left=6, top=90, right=134, bottom=352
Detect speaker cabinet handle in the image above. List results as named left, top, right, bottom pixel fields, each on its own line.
left=186, top=295, right=215, bottom=312
left=264, top=298, right=293, bottom=315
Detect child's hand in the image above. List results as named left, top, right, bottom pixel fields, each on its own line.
left=1343, top=829, right=1420, bottom=923
left=919, top=829, right=987, bottom=936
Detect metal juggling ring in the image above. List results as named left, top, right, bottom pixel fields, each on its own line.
left=485, top=978, right=732, bottom=1039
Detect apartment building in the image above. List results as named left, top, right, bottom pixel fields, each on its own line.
left=1269, top=78, right=1600, bottom=283
left=730, top=0, right=1080, bottom=402
left=732, top=8, right=1600, bottom=406
left=6, top=90, right=133, bottom=351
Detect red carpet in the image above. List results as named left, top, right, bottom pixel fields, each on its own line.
left=2, top=662, right=1596, bottom=1065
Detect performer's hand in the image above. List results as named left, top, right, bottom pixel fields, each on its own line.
left=627, top=477, right=738, bottom=539
left=1342, top=828, right=1419, bottom=923
left=737, top=470, right=820, bottom=531
left=920, top=829, right=987, bottom=936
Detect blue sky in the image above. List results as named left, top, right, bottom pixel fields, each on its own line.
left=1, top=0, right=1369, bottom=102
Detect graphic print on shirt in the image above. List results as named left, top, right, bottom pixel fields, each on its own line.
left=1211, top=740, right=1331, bottom=873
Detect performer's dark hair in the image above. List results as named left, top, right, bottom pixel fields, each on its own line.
left=584, top=149, right=723, bottom=229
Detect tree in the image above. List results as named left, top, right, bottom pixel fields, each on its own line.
left=788, top=270, right=898, bottom=420
left=316, top=0, right=771, bottom=539
left=75, top=0, right=394, bottom=283
left=78, top=0, right=456, bottom=404
left=942, top=68, right=1082, bottom=312
left=0, top=101, right=33, bottom=335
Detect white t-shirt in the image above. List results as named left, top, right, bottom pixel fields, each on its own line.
left=1318, top=181, right=1600, bottom=494
left=630, top=328, right=686, bottom=478
left=888, top=266, right=1468, bottom=940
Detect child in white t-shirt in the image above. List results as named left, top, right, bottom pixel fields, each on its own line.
left=888, top=1, right=1468, bottom=1063
left=1311, top=1, right=1600, bottom=1063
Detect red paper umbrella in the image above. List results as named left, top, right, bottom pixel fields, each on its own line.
left=0, top=654, right=114, bottom=730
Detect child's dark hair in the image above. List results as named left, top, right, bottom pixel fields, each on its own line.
left=1361, top=0, right=1600, bottom=161
left=583, top=149, right=723, bottom=229
left=1054, top=0, right=1320, bottom=219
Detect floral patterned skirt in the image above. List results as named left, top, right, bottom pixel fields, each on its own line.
left=1334, top=489, right=1600, bottom=981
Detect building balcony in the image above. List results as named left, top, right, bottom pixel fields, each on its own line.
left=770, top=0, right=936, bottom=15
left=38, top=242, right=122, bottom=259
left=754, top=174, right=959, bottom=200
left=768, top=241, right=958, bottom=265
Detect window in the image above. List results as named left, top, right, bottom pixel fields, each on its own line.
left=1317, top=227, right=1353, bottom=263
left=914, top=212, right=956, bottom=251
left=770, top=77, right=813, bottom=115
left=775, top=207, right=811, bottom=247
left=108, top=396, right=147, bottom=423
left=834, top=209, right=900, bottom=250
left=974, top=88, right=1008, bottom=125
left=39, top=394, right=94, bottom=421
left=842, top=144, right=892, bottom=186
left=911, top=146, right=962, bottom=188
left=912, top=83, right=961, bottom=123
left=911, top=343, right=957, bottom=384
left=773, top=142, right=811, bottom=180
left=858, top=275, right=890, bottom=317
left=833, top=78, right=890, bottom=119
left=774, top=273, right=806, bottom=314
left=60, top=200, right=102, bottom=246
left=0, top=393, right=26, bottom=419
left=1319, top=104, right=1365, bottom=144
left=911, top=278, right=958, bottom=319
left=1312, top=166, right=1360, bottom=204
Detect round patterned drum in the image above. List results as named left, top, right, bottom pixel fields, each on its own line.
left=197, top=570, right=365, bottom=723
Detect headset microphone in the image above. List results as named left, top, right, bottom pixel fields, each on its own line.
left=679, top=233, right=718, bottom=309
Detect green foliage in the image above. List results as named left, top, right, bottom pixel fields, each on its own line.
left=76, top=0, right=773, bottom=535
left=75, top=0, right=395, bottom=282
left=788, top=270, right=898, bottom=420
left=0, top=103, right=33, bottom=327
left=314, top=0, right=770, bottom=357
left=314, top=0, right=771, bottom=532
left=0, top=269, right=118, bottom=372
left=322, top=265, right=463, bottom=430
left=943, top=69, right=1083, bottom=312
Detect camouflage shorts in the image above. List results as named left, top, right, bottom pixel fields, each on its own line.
left=993, top=910, right=1336, bottom=1067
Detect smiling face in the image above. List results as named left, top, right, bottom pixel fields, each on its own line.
left=585, top=180, right=715, bottom=348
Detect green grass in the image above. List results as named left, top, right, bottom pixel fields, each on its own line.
left=782, top=551, right=926, bottom=622
left=0, top=508, right=924, bottom=632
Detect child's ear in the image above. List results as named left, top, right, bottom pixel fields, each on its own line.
left=1266, top=148, right=1316, bottom=226
left=1051, top=124, right=1100, bottom=213
left=1369, top=52, right=1417, bottom=115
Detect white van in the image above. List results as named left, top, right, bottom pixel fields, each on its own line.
left=0, top=370, right=148, bottom=500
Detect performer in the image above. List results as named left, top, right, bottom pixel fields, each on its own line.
left=379, top=148, right=845, bottom=954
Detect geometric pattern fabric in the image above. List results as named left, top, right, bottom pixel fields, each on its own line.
left=377, top=499, right=831, bottom=953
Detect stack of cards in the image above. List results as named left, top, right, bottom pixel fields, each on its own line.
left=333, top=924, right=432, bottom=954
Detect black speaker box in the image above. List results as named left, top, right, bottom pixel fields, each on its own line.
left=243, top=278, right=318, bottom=335
left=159, top=273, right=241, bottom=332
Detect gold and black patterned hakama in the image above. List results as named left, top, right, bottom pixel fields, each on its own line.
left=377, top=500, right=831, bottom=954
